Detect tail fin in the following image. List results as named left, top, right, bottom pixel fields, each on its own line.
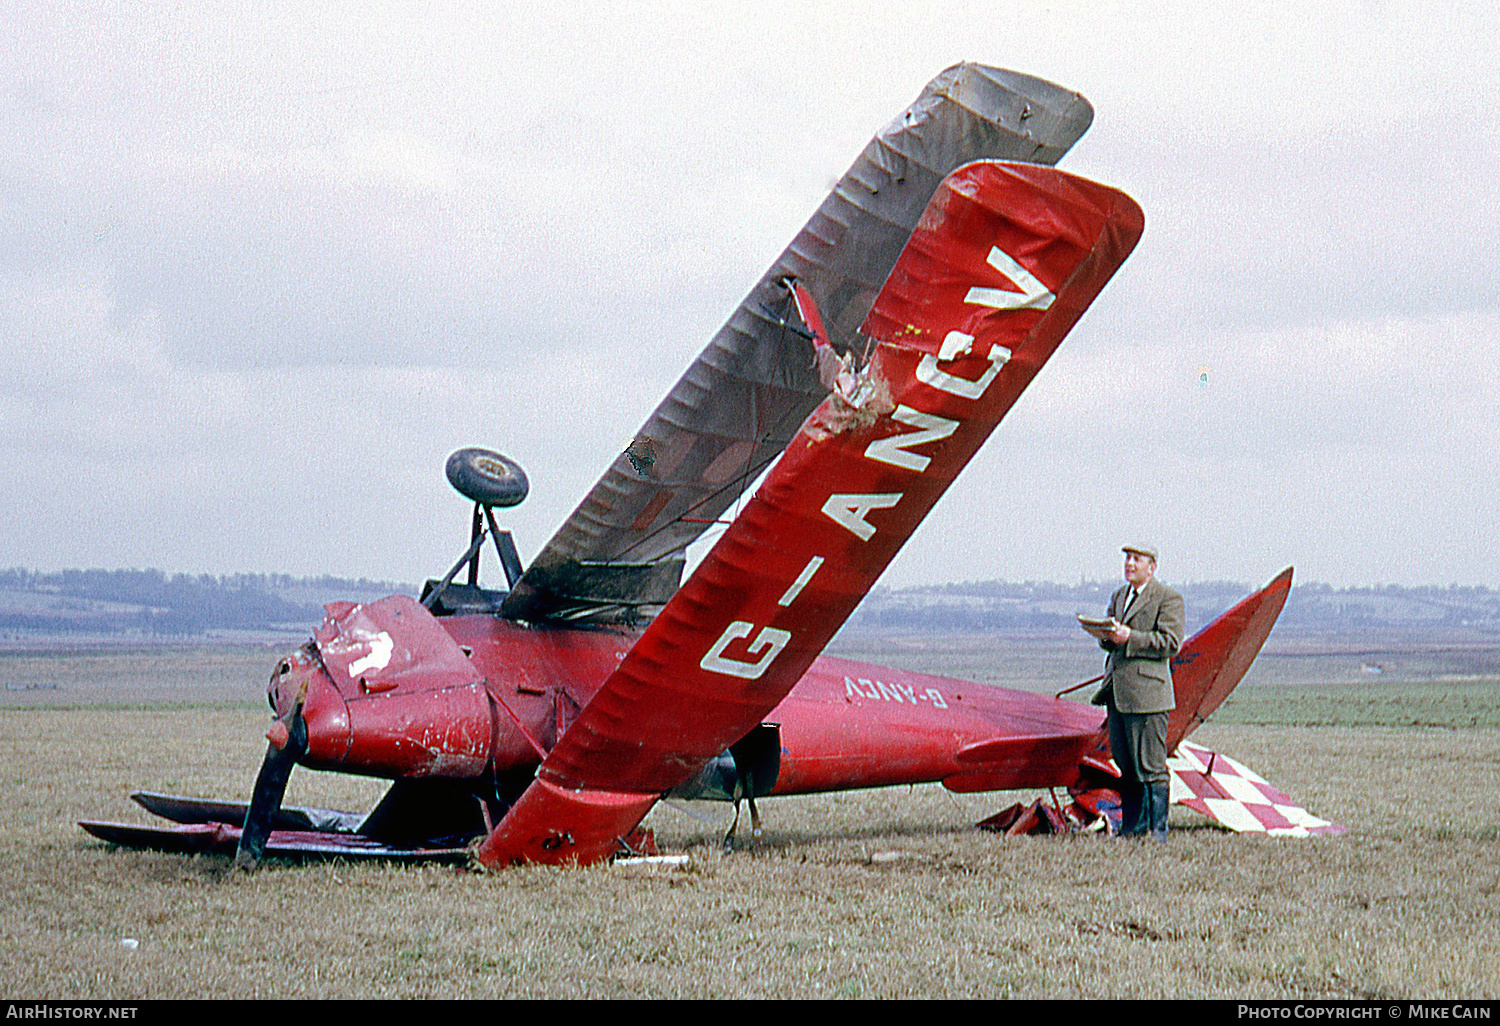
left=1167, top=567, right=1293, bottom=753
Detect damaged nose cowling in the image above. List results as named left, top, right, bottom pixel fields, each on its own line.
left=238, top=595, right=498, bottom=870
left=259, top=594, right=500, bottom=811
left=276, top=594, right=496, bottom=780
left=268, top=643, right=350, bottom=767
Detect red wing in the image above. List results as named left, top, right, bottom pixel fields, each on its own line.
left=499, top=65, right=1095, bottom=624
left=479, top=161, right=1144, bottom=866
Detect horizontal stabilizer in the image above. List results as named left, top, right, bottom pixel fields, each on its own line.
left=945, top=731, right=1101, bottom=792
left=1169, top=741, right=1345, bottom=837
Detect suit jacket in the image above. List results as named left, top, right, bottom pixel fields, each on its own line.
left=1097, top=577, right=1185, bottom=715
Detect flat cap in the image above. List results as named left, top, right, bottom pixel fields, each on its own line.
left=1121, top=543, right=1159, bottom=560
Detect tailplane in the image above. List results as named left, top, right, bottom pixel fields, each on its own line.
left=1168, top=741, right=1345, bottom=836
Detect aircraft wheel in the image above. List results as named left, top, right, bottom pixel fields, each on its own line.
left=445, top=448, right=530, bottom=508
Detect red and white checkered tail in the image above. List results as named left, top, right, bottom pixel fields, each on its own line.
left=1168, top=741, right=1346, bottom=837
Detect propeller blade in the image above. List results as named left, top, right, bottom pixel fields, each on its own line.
left=234, top=690, right=309, bottom=871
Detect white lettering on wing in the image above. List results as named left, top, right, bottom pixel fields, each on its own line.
left=938, top=331, right=974, bottom=361
left=778, top=556, right=825, bottom=607
left=864, top=406, right=959, bottom=473
left=821, top=493, right=902, bottom=541
left=916, top=344, right=1011, bottom=400
left=701, top=621, right=792, bottom=680
left=964, top=246, right=1054, bottom=312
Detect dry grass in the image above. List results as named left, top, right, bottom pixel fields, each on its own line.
left=0, top=642, right=287, bottom=707
left=3, top=639, right=1498, bottom=998
left=3, top=694, right=1498, bottom=999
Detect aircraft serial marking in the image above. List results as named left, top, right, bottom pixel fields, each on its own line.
left=821, top=493, right=904, bottom=541
left=963, top=245, right=1056, bottom=312
left=778, top=555, right=825, bottom=607
left=915, top=343, right=1011, bottom=400
left=844, top=676, right=949, bottom=709
left=704, top=239, right=1042, bottom=683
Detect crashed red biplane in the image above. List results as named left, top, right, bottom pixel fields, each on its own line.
left=81, top=64, right=1340, bottom=869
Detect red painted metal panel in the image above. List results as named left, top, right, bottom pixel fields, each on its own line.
left=342, top=683, right=493, bottom=779
left=316, top=595, right=482, bottom=697
left=766, top=656, right=1104, bottom=794
left=293, top=596, right=494, bottom=778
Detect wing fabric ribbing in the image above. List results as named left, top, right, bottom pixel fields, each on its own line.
left=500, top=64, right=1093, bottom=624
left=477, top=161, right=1144, bottom=866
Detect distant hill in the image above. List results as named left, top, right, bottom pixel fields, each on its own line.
left=846, top=579, right=1500, bottom=636
left=0, top=569, right=413, bottom=639
left=2, top=567, right=1498, bottom=640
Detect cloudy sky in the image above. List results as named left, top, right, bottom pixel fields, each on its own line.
left=4, top=2, right=1497, bottom=590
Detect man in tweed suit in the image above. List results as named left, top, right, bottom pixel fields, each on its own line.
left=1094, top=545, right=1184, bottom=839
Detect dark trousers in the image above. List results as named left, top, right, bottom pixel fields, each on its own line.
left=1106, top=706, right=1169, bottom=836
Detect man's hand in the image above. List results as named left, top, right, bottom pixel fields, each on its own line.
left=1108, top=621, right=1131, bottom=646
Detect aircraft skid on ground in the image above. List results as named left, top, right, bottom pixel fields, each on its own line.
left=81, top=65, right=1341, bottom=869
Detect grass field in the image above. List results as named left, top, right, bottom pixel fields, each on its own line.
left=1, top=637, right=1497, bottom=999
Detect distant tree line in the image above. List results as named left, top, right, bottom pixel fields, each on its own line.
left=847, top=579, right=1500, bottom=634
left=2, top=568, right=1498, bottom=637
left=0, top=568, right=411, bottom=637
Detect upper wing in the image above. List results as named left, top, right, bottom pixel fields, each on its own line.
left=499, top=64, right=1094, bottom=624
left=478, top=159, right=1145, bottom=865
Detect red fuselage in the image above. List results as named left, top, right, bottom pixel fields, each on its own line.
left=270, top=609, right=1107, bottom=799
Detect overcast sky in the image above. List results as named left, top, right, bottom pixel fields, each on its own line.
left=4, top=2, right=1498, bottom=591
